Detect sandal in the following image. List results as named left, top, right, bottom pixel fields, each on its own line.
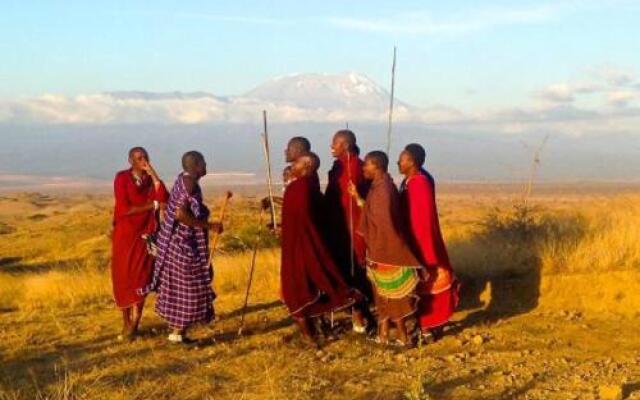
left=420, top=327, right=443, bottom=344
left=117, top=326, right=136, bottom=342
left=367, top=335, right=389, bottom=345
left=352, top=321, right=369, bottom=335
left=389, top=339, right=414, bottom=349
left=167, top=333, right=196, bottom=345
left=420, top=331, right=436, bottom=345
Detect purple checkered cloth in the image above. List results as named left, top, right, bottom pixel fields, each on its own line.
left=140, top=172, right=215, bottom=329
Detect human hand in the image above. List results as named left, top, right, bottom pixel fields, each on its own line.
left=141, top=161, right=159, bottom=180
left=347, top=181, right=358, bottom=198
left=158, top=204, right=167, bottom=224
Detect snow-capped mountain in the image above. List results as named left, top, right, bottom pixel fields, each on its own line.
left=88, top=72, right=414, bottom=124
left=242, top=72, right=407, bottom=111
left=102, top=72, right=402, bottom=112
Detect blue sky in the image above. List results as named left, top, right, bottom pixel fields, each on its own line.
left=2, top=0, right=639, bottom=111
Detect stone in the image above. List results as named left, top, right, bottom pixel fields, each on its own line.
left=598, top=385, right=623, bottom=400
left=472, top=335, right=484, bottom=345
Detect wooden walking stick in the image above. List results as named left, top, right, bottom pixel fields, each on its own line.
left=347, top=151, right=356, bottom=278
left=261, top=110, right=277, bottom=230
left=237, top=208, right=265, bottom=336
left=209, top=190, right=233, bottom=263
left=237, top=110, right=278, bottom=336
left=386, top=46, right=397, bottom=156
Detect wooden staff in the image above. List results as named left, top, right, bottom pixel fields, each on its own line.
left=209, top=190, right=233, bottom=263
left=386, top=46, right=397, bottom=156
left=261, top=110, right=277, bottom=229
left=237, top=207, right=265, bottom=336
left=347, top=151, right=355, bottom=278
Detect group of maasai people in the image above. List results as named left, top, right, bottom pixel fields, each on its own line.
left=110, top=130, right=459, bottom=348
left=111, top=149, right=219, bottom=343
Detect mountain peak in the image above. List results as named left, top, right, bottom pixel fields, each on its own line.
left=242, top=72, right=395, bottom=110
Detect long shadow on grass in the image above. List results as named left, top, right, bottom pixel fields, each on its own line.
left=0, top=256, right=22, bottom=267
left=447, top=205, right=588, bottom=331
left=0, top=331, right=143, bottom=395
left=0, top=258, right=85, bottom=275
left=218, top=300, right=282, bottom=320
left=196, top=314, right=295, bottom=347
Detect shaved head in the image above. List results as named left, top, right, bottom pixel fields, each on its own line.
left=128, top=146, right=148, bottom=160
left=182, top=150, right=207, bottom=177
left=404, top=143, right=426, bottom=167
left=182, top=151, right=204, bottom=170
left=289, top=137, right=311, bottom=153
left=334, top=130, right=356, bottom=148
left=331, top=129, right=359, bottom=158
left=292, top=152, right=320, bottom=177
left=365, top=151, right=389, bottom=172
left=285, top=136, right=311, bottom=162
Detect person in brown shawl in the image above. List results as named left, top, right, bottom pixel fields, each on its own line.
left=279, top=153, right=362, bottom=344
left=349, top=151, right=422, bottom=347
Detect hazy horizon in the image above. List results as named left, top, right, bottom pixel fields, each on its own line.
left=1, top=1, right=639, bottom=185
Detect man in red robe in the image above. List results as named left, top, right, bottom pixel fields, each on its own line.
left=398, top=143, right=459, bottom=342
left=111, top=147, right=168, bottom=340
left=324, top=129, right=372, bottom=333
left=283, top=136, right=311, bottom=187
left=279, top=153, right=362, bottom=345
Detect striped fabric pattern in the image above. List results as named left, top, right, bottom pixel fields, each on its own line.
left=140, top=172, right=215, bottom=329
left=367, top=260, right=419, bottom=299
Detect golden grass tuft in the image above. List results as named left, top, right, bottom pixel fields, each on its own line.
left=540, top=197, right=640, bottom=274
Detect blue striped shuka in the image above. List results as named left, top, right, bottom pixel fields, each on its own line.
left=140, top=172, right=215, bottom=329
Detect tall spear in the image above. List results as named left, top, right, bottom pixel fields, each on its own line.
left=237, top=207, right=265, bottom=336
left=261, top=110, right=277, bottom=229
left=386, top=46, right=397, bottom=156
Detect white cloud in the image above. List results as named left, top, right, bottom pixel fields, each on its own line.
left=328, top=4, right=559, bottom=36
left=536, top=83, right=575, bottom=103
left=607, top=90, right=636, bottom=108
left=532, top=66, right=640, bottom=109
left=591, top=65, right=636, bottom=87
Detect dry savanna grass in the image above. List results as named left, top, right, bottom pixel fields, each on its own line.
left=0, top=186, right=639, bottom=399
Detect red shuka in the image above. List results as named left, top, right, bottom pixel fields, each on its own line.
left=280, top=176, right=361, bottom=319
left=325, top=152, right=369, bottom=273
left=111, top=169, right=168, bottom=308
left=401, top=171, right=459, bottom=330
